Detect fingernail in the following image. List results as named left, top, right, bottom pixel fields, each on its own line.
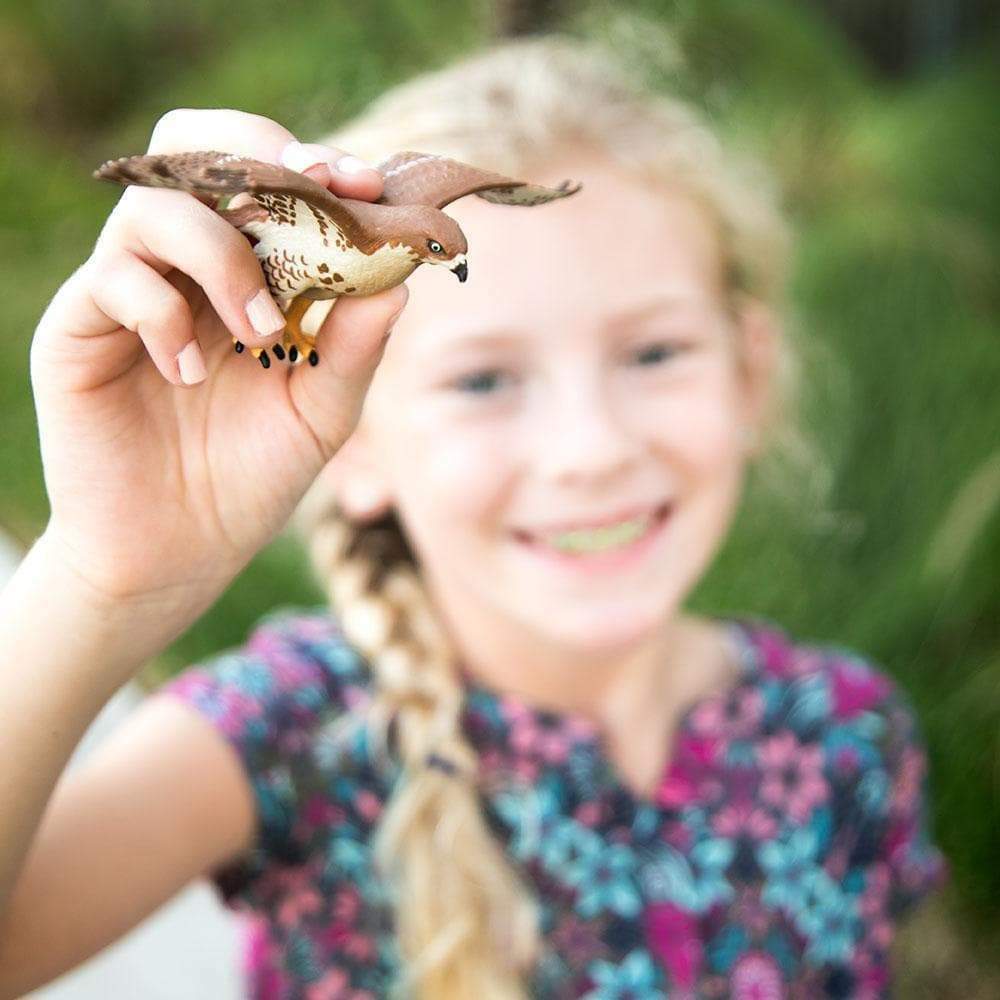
left=176, top=340, right=207, bottom=385
left=336, top=155, right=373, bottom=176
left=281, top=140, right=329, bottom=174
left=246, top=288, right=286, bottom=338
left=384, top=292, right=409, bottom=338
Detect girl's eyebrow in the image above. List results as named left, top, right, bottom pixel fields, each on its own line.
left=422, top=294, right=704, bottom=353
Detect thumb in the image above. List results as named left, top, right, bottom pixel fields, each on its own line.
left=287, top=283, right=409, bottom=457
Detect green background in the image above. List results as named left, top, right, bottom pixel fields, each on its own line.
left=2, top=1, right=997, bottom=991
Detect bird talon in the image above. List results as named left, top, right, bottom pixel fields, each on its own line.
left=272, top=344, right=286, bottom=361
left=258, top=349, right=270, bottom=369
left=234, top=340, right=245, bottom=354
left=308, top=350, right=319, bottom=366
left=288, top=345, right=299, bottom=363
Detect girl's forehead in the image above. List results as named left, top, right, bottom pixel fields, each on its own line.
left=391, top=152, right=724, bottom=350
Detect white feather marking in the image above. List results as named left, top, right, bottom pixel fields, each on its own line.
left=380, top=154, right=441, bottom=179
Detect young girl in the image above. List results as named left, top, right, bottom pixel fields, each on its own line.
left=0, top=35, right=948, bottom=1000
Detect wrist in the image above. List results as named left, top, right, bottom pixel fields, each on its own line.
left=33, top=522, right=238, bottom=629
left=4, top=531, right=218, bottom=689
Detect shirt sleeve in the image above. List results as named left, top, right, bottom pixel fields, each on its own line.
left=155, top=606, right=367, bottom=903
left=876, top=681, right=950, bottom=920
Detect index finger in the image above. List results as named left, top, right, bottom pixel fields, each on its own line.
left=147, top=108, right=384, bottom=201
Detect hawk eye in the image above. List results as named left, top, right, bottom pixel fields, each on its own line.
left=428, top=240, right=443, bottom=254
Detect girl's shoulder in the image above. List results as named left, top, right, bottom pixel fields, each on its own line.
left=732, top=615, right=950, bottom=914
left=160, top=603, right=373, bottom=721
left=156, top=605, right=382, bottom=897
left=734, top=614, right=924, bottom=737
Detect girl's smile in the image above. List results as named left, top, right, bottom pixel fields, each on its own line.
left=509, top=500, right=673, bottom=576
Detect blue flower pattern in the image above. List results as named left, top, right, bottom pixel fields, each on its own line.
left=159, top=606, right=948, bottom=998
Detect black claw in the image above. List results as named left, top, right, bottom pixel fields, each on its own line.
left=272, top=344, right=286, bottom=360
left=258, top=349, right=270, bottom=369
left=288, top=345, right=299, bottom=363
left=308, top=349, right=319, bottom=367
left=234, top=340, right=245, bottom=353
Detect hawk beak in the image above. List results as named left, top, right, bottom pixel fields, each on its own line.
left=451, top=260, right=468, bottom=283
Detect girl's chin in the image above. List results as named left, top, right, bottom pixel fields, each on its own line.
left=514, top=600, right=679, bottom=654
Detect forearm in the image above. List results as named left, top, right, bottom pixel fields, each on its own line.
left=0, top=532, right=198, bottom=914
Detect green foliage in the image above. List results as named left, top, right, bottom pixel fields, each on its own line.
left=1, top=0, right=997, bottom=963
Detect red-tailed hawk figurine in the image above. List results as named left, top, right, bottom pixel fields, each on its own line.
left=93, top=150, right=582, bottom=368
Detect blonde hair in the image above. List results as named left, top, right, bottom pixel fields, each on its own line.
left=292, top=31, right=828, bottom=999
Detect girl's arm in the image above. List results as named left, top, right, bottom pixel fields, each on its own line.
left=0, top=106, right=405, bottom=989
left=0, top=537, right=256, bottom=995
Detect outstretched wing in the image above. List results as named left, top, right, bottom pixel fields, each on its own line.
left=375, top=151, right=581, bottom=210
left=93, top=150, right=369, bottom=248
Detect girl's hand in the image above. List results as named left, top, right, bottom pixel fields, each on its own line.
left=30, top=109, right=407, bottom=620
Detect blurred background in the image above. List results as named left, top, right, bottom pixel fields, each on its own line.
left=1, top=0, right=998, bottom=996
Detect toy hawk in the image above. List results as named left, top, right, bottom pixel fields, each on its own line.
left=93, top=150, right=581, bottom=368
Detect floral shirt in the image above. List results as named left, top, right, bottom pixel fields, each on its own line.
left=158, top=606, right=948, bottom=999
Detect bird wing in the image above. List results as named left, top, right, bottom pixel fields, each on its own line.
left=375, top=151, right=581, bottom=210
left=93, top=150, right=369, bottom=248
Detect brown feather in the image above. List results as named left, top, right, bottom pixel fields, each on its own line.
left=93, top=151, right=371, bottom=249
left=375, top=150, right=580, bottom=210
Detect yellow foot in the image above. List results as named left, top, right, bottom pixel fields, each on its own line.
left=230, top=336, right=273, bottom=369
left=230, top=294, right=322, bottom=368
left=278, top=295, right=320, bottom=367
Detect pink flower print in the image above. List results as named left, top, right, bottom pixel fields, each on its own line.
left=272, top=657, right=315, bottom=688
left=690, top=687, right=764, bottom=740
left=243, top=917, right=291, bottom=1000
left=574, top=799, right=604, bottom=827
left=730, top=886, right=773, bottom=938
left=892, top=744, right=924, bottom=814
left=858, top=861, right=895, bottom=951
left=849, top=942, right=890, bottom=1000
left=757, top=732, right=828, bottom=823
left=756, top=628, right=795, bottom=678
left=551, top=913, right=607, bottom=966
left=511, top=754, right=541, bottom=783
left=502, top=697, right=595, bottom=765
left=729, top=950, right=785, bottom=1000
left=305, top=967, right=375, bottom=1000
left=656, top=733, right=725, bottom=809
left=279, top=727, right=313, bottom=754
left=258, top=864, right=317, bottom=899
left=332, top=885, right=363, bottom=923
left=644, top=902, right=703, bottom=990
left=830, top=744, right=862, bottom=778
left=657, top=766, right=700, bottom=809
left=277, top=887, right=323, bottom=927
left=303, top=795, right=347, bottom=829
left=830, top=659, right=892, bottom=720
left=342, top=684, right=371, bottom=712
left=319, top=921, right=375, bottom=962
left=227, top=690, right=265, bottom=721
left=477, top=746, right=505, bottom=779
left=712, top=798, right=779, bottom=841
left=354, top=789, right=383, bottom=823
left=858, top=861, right=890, bottom=918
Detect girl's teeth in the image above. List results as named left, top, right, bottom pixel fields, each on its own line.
left=541, top=514, right=652, bottom=553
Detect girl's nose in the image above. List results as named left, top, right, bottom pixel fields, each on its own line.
left=534, top=381, right=642, bottom=485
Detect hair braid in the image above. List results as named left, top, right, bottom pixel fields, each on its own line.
left=297, top=498, right=540, bottom=999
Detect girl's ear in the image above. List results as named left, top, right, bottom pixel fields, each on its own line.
left=311, top=425, right=395, bottom=522
left=733, top=293, right=780, bottom=448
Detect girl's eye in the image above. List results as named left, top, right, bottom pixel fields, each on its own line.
left=451, top=368, right=508, bottom=395
left=631, top=341, right=682, bottom=366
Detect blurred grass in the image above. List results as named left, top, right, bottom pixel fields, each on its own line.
left=1, top=0, right=998, bottom=980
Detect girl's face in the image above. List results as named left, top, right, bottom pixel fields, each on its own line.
left=333, top=148, right=774, bottom=654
